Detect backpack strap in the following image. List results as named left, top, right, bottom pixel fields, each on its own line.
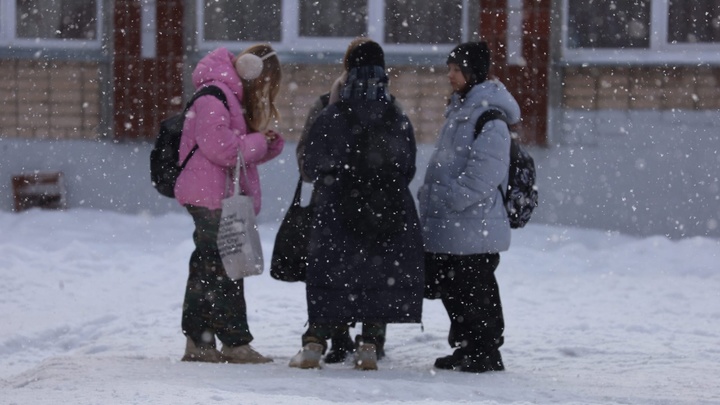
left=189, top=85, right=229, bottom=110
left=179, top=85, right=230, bottom=170
left=473, top=108, right=509, bottom=204
left=473, top=109, right=504, bottom=139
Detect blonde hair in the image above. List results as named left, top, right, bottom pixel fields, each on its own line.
left=234, top=44, right=281, bottom=132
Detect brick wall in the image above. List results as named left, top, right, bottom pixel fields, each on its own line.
left=390, top=66, right=449, bottom=144
left=0, top=59, right=448, bottom=143
left=0, top=60, right=101, bottom=139
left=4, top=61, right=717, bottom=144
left=272, top=63, right=449, bottom=144
left=562, top=66, right=720, bottom=110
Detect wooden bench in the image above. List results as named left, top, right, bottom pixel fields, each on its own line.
left=11, top=172, right=67, bottom=212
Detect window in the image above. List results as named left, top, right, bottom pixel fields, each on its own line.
left=197, top=0, right=477, bottom=62
left=563, top=0, right=720, bottom=63
left=384, top=0, right=462, bottom=44
left=202, top=0, right=281, bottom=42
left=567, top=0, right=650, bottom=49
left=0, top=0, right=102, bottom=48
left=668, top=0, right=720, bottom=44
left=299, top=0, right=367, bottom=38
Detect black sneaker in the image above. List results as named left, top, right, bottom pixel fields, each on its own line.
left=460, top=350, right=505, bottom=373
left=324, top=332, right=355, bottom=364
left=434, top=348, right=465, bottom=370
left=375, top=341, right=386, bottom=361
left=482, top=350, right=505, bottom=372
left=434, top=349, right=505, bottom=373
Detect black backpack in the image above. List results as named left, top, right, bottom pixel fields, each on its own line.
left=150, top=85, right=229, bottom=198
left=475, top=109, right=538, bottom=228
left=337, top=101, right=408, bottom=236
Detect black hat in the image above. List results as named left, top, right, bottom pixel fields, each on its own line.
left=347, top=41, right=385, bottom=69
left=447, top=42, right=490, bottom=85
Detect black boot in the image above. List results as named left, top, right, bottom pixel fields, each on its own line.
left=434, top=348, right=504, bottom=373
left=461, top=349, right=504, bottom=373
left=434, top=348, right=465, bottom=370
left=323, top=329, right=354, bottom=363
left=375, top=339, right=386, bottom=360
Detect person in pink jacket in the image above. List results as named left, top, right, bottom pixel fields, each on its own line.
left=174, top=45, right=284, bottom=364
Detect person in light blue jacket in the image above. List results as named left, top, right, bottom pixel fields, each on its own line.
left=417, top=41, right=521, bottom=373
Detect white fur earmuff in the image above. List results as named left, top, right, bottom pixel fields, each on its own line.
left=235, top=51, right=277, bottom=81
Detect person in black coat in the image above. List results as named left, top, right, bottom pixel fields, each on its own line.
left=296, top=37, right=414, bottom=364
left=289, top=40, right=424, bottom=370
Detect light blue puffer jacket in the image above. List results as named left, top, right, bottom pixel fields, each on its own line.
left=418, top=80, right=521, bottom=255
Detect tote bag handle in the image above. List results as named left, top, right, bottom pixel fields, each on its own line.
left=232, top=152, right=250, bottom=197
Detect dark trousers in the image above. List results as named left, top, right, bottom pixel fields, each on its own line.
left=425, top=252, right=504, bottom=355
left=182, top=205, right=253, bottom=348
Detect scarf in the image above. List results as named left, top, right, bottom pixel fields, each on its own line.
left=340, top=66, right=390, bottom=102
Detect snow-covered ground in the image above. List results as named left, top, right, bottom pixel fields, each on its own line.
left=1, top=209, right=718, bottom=405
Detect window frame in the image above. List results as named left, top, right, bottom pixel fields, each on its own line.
left=195, top=0, right=476, bottom=64
left=0, top=0, right=104, bottom=50
left=561, top=0, right=720, bottom=65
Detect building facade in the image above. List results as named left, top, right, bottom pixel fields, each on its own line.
left=1, top=0, right=719, bottom=238
left=0, top=0, right=552, bottom=145
left=2, top=1, right=718, bottom=143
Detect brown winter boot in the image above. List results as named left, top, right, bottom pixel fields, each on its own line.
left=354, top=343, right=378, bottom=370
left=288, top=343, right=324, bottom=369
left=181, top=338, right=223, bottom=363
left=220, top=344, right=273, bottom=364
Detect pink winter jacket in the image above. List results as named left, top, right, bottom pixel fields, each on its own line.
left=174, top=48, right=284, bottom=213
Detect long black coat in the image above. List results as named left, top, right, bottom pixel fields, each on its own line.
left=301, top=99, right=424, bottom=324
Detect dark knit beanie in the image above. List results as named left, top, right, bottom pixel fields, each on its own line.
left=347, top=41, right=385, bottom=69
left=447, top=42, right=490, bottom=85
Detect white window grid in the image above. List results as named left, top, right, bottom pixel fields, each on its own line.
left=195, top=0, right=474, bottom=60
left=0, top=0, right=103, bottom=50
left=561, top=0, right=720, bottom=65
